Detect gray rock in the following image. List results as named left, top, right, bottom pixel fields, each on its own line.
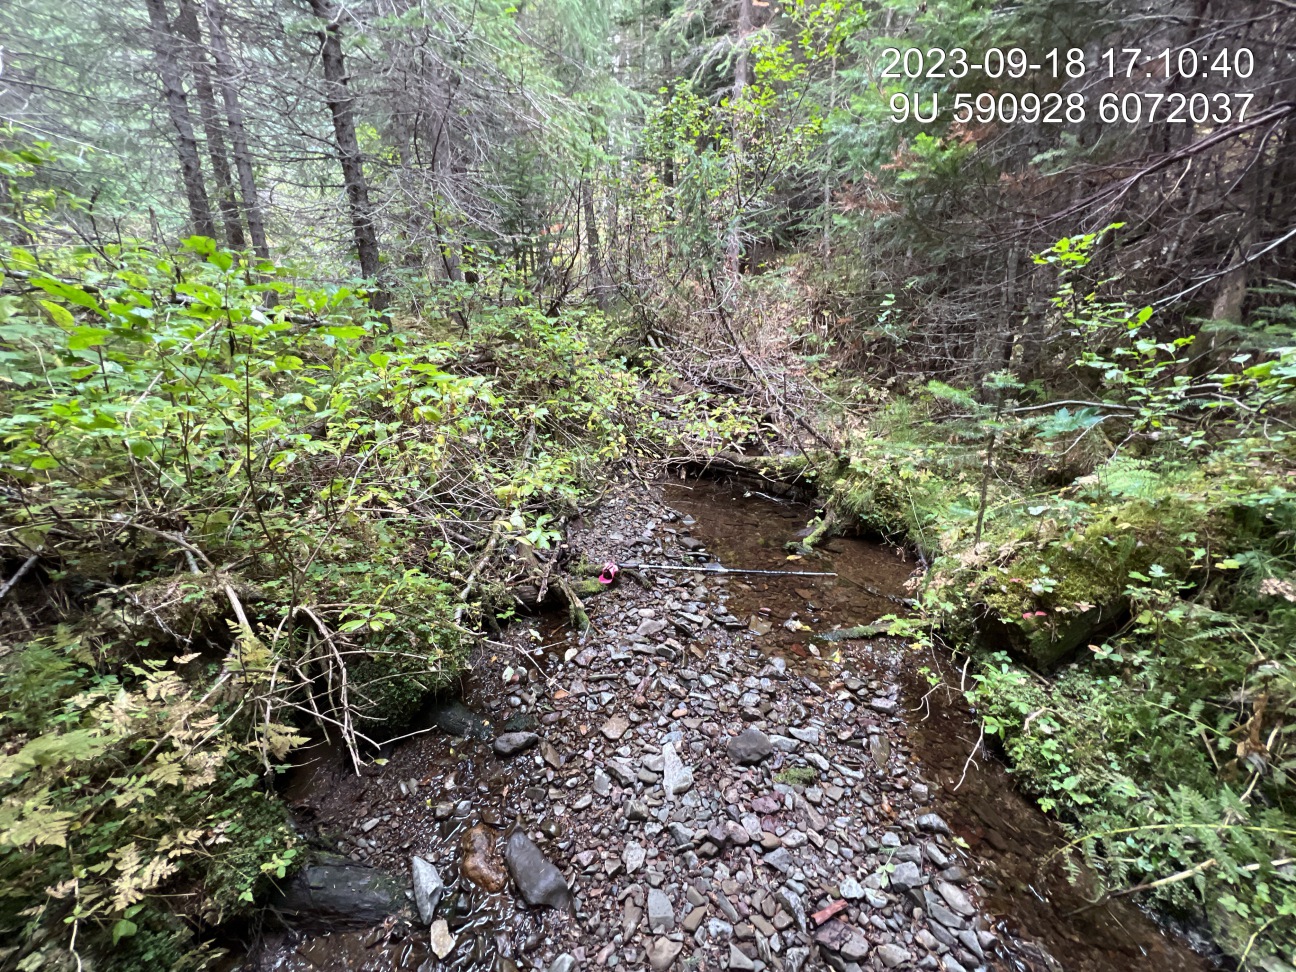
left=785, top=947, right=810, bottom=972
left=890, top=861, right=923, bottom=892
left=839, top=876, right=865, bottom=900
left=935, top=880, right=976, bottom=917
left=770, top=734, right=799, bottom=753
left=870, top=698, right=899, bottom=715
left=782, top=829, right=808, bottom=849
left=788, top=726, right=820, bottom=745
left=877, top=943, right=912, bottom=968
left=727, top=727, right=774, bottom=765
left=662, top=742, right=694, bottom=796
left=647, top=888, right=675, bottom=933
left=683, top=906, right=707, bottom=933
left=273, top=858, right=408, bottom=925
left=623, top=841, right=646, bottom=874
left=927, top=901, right=966, bottom=930
left=775, top=886, right=807, bottom=932
left=940, top=865, right=970, bottom=885
left=428, top=699, right=493, bottom=739
left=411, top=857, right=443, bottom=924
left=493, top=731, right=540, bottom=757
left=956, top=929, right=985, bottom=960
left=549, top=955, right=578, bottom=972
left=893, top=844, right=924, bottom=864
left=841, top=934, right=870, bottom=962
left=917, top=813, right=952, bottom=835
left=668, top=822, right=696, bottom=849
left=728, top=944, right=756, bottom=970
left=593, top=768, right=612, bottom=797
left=607, top=760, right=636, bottom=785
left=601, top=715, right=630, bottom=740
left=503, top=831, right=572, bottom=910
left=924, top=842, right=949, bottom=867
left=763, top=847, right=794, bottom=874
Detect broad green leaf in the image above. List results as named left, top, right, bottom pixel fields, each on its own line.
left=68, top=326, right=113, bottom=350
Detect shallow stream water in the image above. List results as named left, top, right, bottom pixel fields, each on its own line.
left=247, top=476, right=1218, bottom=972
left=660, top=479, right=1217, bottom=972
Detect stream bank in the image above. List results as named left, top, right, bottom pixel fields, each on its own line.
left=246, top=476, right=1218, bottom=972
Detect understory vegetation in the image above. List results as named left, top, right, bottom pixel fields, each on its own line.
left=3, top=0, right=1294, bottom=965
left=0, top=140, right=754, bottom=969
left=803, top=233, right=1296, bottom=961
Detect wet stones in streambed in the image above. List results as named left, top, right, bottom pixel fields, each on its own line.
left=460, top=823, right=509, bottom=892
left=428, top=698, right=493, bottom=739
left=429, top=918, right=456, bottom=959
left=493, top=730, right=540, bottom=757
left=272, top=855, right=410, bottom=925
left=504, top=830, right=572, bottom=910
left=411, top=857, right=444, bottom=924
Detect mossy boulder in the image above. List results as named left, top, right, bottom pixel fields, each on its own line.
left=979, top=602, right=1117, bottom=670
left=938, top=493, right=1227, bottom=669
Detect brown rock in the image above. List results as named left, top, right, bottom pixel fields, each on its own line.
left=601, top=715, right=630, bottom=740
left=810, top=898, right=848, bottom=926
left=460, top=824, right=508, bottom=892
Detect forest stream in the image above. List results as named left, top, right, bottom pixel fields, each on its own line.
left=248, top=476, right=1218, bottom=972
left=6, top=1, right=1294, bottom=966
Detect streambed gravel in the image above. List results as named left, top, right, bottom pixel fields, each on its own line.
left=258, top=483, right=1036, bottom=972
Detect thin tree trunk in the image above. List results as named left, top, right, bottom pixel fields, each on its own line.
left=305, top=0, right=385, bottom=308
left=204, top=0, right=269, bottom=259
left=173, top=0, right=244, bottom=248
left=582, top=175, right=607, bottom=308
left=724, top=0, right=753, bottom=280
left=143, top=0, right=216, bottom=238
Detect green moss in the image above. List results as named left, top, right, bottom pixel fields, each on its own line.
left=349, top=639, right=464, bottom=731
left=774, top=766, right=818, bottom=786
left=806, top=417, right=1296, bottom=962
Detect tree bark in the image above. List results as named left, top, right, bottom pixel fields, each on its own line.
left=204, top=0, right=270, bottom=259
left=582, top=175, right=607, bottom=308
left=173, top=0, right=244, bottom=248
left=304, top=0, right=385, bottom=307
left=724, top=0, right=753, bottom=280
left=143, top=0, right=216, bottom=238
